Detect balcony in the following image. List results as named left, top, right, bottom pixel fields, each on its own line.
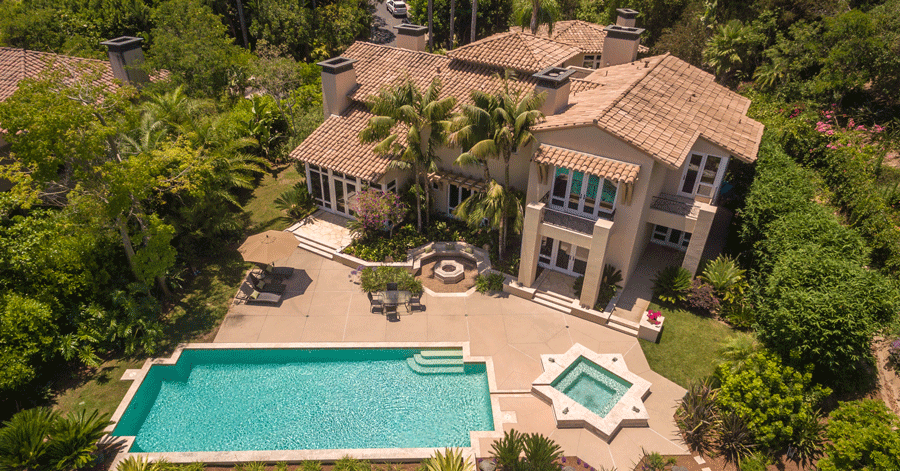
left=539, top=192, right=613, bottom=235
left=650, top=193, right=699, bottom=218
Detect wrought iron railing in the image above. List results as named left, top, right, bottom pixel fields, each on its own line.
left=536, top=191, right=613, bottom=235
left=650, top=193, right=699, bottom=218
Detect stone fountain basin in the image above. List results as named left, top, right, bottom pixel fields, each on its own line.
left=435, top=259, right=465, bottom=284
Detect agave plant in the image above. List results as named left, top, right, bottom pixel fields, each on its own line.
left=424, top=448, right=474, bottom=471
left=47, top=410, right=111, bottom=471
left=522, top=434, right=562, bottom=471
left=490, top=429, right=524, bottom=471
left=0, top=407, right=58, bottom=471
left=651, top=266, right=692, bottom=304
left=676, top=381, right=717, bottom=454
left=716, top=411, right=755, bottom=466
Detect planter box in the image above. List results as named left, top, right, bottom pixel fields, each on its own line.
left=638, top=313, right=665, bottom=343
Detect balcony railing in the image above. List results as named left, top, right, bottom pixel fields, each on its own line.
left=650, top=193, right=699, bottom=218
left=537, top=192, right=613, bottom=235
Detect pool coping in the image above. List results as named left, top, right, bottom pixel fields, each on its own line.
left=107, top=342, right=505, bottom=468
left=531, top=343, right=651, bottom=442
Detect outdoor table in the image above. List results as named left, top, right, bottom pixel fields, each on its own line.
left=380, top=290, right=411, bottom=311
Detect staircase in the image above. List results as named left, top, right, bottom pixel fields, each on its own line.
left=287, top=224, right=336, bottom=260
left=605, top=315, right=640, bottom=337
left=406, top=349, right=465, bottom=374
left=533, top=290, right=574, bottom=314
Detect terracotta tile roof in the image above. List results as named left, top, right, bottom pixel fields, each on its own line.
left=533, top=144, right=639, bottom=184
left=445, top=32, right=580, bottom=73
left=534, top=54, right=764, bottom=167
left=0, top=47, right=116, bottom=102
left=511, top=20, right=649, bottom=55
left=288, top=103, right=395, bottom=182
left=569, top=78, right=603, bottom=94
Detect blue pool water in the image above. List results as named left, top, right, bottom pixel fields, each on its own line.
left=112, top=349, right=493, bottom=452
left=551, top=357, right=631, bottom=417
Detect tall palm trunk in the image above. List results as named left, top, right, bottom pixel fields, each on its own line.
left=530, top=0, right=539, bottom=33
left=449, top=0, right=455, bottom=49
left=498, top=210, right=507, bottom=260
left=470, top=0, right=477, bottom=43
left=428, top=0, right=434, bottom=51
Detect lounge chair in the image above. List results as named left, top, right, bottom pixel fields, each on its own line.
left=367, top=291, right=384, bottom=314
left=249, top=273, right=286, bottom=294
left=262, top=264, right=294, bottom=279
left=246, top=290, right=281, bottom=305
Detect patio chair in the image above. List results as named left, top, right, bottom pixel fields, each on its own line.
left=385, top=282, right=398, bottom=291
left=367, top=291, right=384, bottom=314
left=246, top=290, right=281, bottom=305
left=262, top=264, right=294, bottom=280
left=384, top=303, right=400, bottom=321
left=249, top=274, right=286, bottom=294
left=406, top=294, right=423, bottom=312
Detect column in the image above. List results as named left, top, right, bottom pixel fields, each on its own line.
left=580, top=218, right=614, bottom=308
left=682, top=202, right=717, bottom=275
left=517, top=203, right=545, bottom=287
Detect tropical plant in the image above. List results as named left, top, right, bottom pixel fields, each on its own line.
left=116, top=456, right=161, bottom=471
left=737, top=452, right=770, bottom=471
left=700, top=255, right=745, bottom=302
left=454, top=181, right=524, bottom=260
left=703, top=20, right=760, bottom=84
left=46, top=410, right=111, bottom=471
left=274, top=182, right=317, bottom=222
left=475, top=273, right=505, bottom=293
left=333, top=456, right=372, bottom=471
left=301, top=461, right=323, bottom=471
left=514, top=0, right=560, bottom=35
left=0, top=408, right=58, bottom=471
left=676, top=381, right=717, bottom=454
left=236, top=462, right=267, bottom=471
left=359, top=266, right=424, bottom=295
left=787, top=409, right=826, bottom=468
left=423, top=448, right=474, bottom=471
left=637, top=450, right=676, bottom=471
left=650, top=266, right=692, bottom=304
left=522, top=433, right=562, bottom=471
left=490, top=429, right=524, bottom=471
left=716, top=411, right=754, bottom=466
left=596, top=264, right=623, bottom=308
left=715, top=333, right=759, bottom=376
left=359, top=77, right=457, bottom=232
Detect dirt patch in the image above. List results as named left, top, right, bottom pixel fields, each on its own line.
left=417, top=256, right=478, bottom=293
left=873, top=336, right=900, bottom=417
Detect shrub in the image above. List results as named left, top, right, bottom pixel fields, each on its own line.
left=348, top=188, right=409, bottom=237
left=787, top=409, right=826, bottom=468
left=423, top=448, right=473, bottom=471
left=489, top=430, right=562, bottom=471
left=274, top=182, right=316, bottom=221
left=715, top=352, right=830, bottom=453
left=651, top=266, right=692, bottom=304
left=684, top=279, right=721, bottom=317
left=638, top=451, right=676, bottom=471
left=597, top=264, right=623, bottom=308
left=716, top=412, right=755, bottom=466
left=818, top=400, right=900, bottom=471
left=700, top=255, right=745, bottom=297
left=0, top=407, right=111, bottom=471
left=676, top=381, right=717, bottom=454
left=889, top=339, right=900, bottom=369
left=359, top=266, right=423, bottom=295
left=475, top=273, right=505, bottom=294
left=738, top=452, right=770, bottom=471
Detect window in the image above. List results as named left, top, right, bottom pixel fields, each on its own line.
left=387, top=179, right=397, bottom=193
left=651, top=224, right=691, bottom=251
left=448, top=183, right=472, bottom=214
left=308, top=165, right=331, bottom=209
left=582, top=55, right=600, bottom=69
left=680, top=153, right=728, bottom=199
left=549, top=167, right=618, bottom=217
left=537, top=236, right=590, bottom=276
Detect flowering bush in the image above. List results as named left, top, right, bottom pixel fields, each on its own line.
left=889, top=339, right=900, bottom=369
left=686, top=279, right=721, bottom=317
left=646, top=310, right=662, bottom=325
left=349, top=188, right=408, bottom=236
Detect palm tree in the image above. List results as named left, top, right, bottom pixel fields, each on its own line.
left=470, top=0, right=477, bottom=43
left=0, top=408, right=58, bottom=471
left=428, top=0, right=434, bottom=51
left=46, top=410, right=111, bottom=471
left=455, top=180, right=523, bottom=260
left=359, top=77, right=457, bottom=231
left=449, top=0, right=455, bottom=49
left=703, top=20, right=751, bottom=84
left=515, top=0, right=560, bottom=35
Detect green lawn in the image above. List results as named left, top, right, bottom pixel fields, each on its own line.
left=244, top=164, right=304, bottom=232
left=640, top=302, right=742, bottom=388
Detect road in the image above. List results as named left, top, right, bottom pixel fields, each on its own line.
left=371, top=0, right=408, bottom=47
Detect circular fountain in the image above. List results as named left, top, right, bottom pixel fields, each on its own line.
left=435, top=259, right=465, bottom=284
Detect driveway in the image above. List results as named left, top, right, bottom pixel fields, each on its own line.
left=372, top=0, right=407, bottom=46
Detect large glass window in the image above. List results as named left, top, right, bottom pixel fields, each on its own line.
left=651, top=224, right=691, bottom=251
left=537, top=237, right=590, bottom=276
left=582, top=55, right=600, bottom=69
left=680, top=153, right=728, bottom=199
left=448, top=183, right=473, bottom=214
left=550, top=167, right=618, bottom=217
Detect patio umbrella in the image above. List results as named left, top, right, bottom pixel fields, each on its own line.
left=237, top=230, right=298, bottom=265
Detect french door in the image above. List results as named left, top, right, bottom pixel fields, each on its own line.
left=679, top=153, right=727, bottom=199
left=538, top=236, right=589, bottom=276
left=550, top=167, right=617, bottom=218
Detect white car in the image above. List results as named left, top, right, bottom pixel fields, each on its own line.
left=386, top=0, right=407, bottom=16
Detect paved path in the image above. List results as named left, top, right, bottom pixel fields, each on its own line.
left=217, top=247, right=688, bottom=470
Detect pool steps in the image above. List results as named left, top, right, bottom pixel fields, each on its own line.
left=406, top=350, right=464, bottom=374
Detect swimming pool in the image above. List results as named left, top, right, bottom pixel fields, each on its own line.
left=550, top=357, right=632, bottom=417
left=111, top=347, right=494, bottom=453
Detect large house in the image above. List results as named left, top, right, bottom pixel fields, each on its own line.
left=289, top=10, right=764, bottom=309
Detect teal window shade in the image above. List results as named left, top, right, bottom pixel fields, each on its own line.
left=601, top=180, right=617, bottom=205
left=570, top=171, right=583, bottom=196
left=586, top=175, right=600, bottom=199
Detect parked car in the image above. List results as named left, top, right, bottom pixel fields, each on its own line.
left=386, top=0, right=407, bottom=16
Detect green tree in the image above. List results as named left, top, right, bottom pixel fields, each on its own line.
left=514, top=0, right=560, bottom=35
left=0, top=294, right=58, bottom=392
left=819, top=400, right=900, bottom=471
left=149, top=0, right=252, bottom=97
left=455, top=181, right=523, bottom=260
left=359, top=77, right=457, bottom=232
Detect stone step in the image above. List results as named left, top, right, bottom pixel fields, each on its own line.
left=406, top=357, right=464, bottom=374
left=532, top=294, right=571, bottom=314
left=296, top=240, right=334, bottom=260
left=292, top=230, right=339, bottom=253
left=607, top=315, right=640, bottom=330
left=604, top=321, right=639, bottom=337
left=419, top=349, right=464, bottom=359
left=413, top=353, right=464, bottom=367
left=538, top=289, right=575, bottom=304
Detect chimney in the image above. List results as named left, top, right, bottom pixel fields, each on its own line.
left=100, top=36, right=149, bottom=86
left=317, top=56, right=358, bottom=119
left=600, top=25, right=644, bottom=67
left=615, top=8, right=639, bottom=27
left=394, top=24, right=428, bottom=52
left=533, top=67, right=576, bottom=116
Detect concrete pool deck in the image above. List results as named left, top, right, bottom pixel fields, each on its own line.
left=215, top=247, right=688, bottom=470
